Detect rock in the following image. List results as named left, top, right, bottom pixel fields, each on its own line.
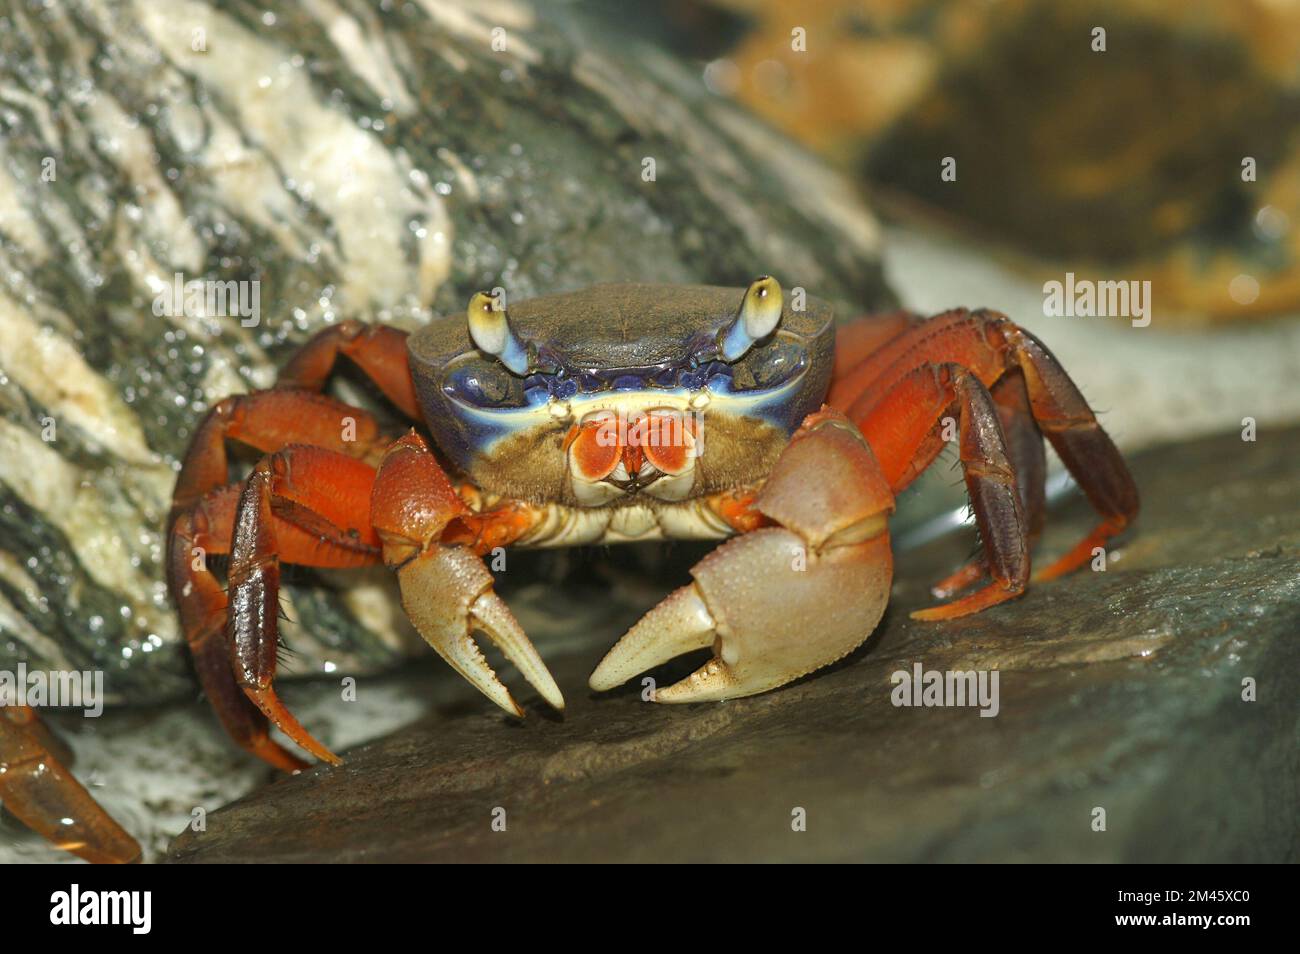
left=166, top=425, right=1300, bottom=863
left=0, top=0, right=890, bottom=702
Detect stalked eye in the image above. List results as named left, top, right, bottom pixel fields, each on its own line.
left=719, top=276, right=783, bottom=361
left=467, top=291, right=531, bottom=375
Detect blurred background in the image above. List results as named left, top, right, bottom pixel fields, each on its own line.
left=658, top=0, right=1300, bottom=442
left=618, top=0, right=1300, bottom=558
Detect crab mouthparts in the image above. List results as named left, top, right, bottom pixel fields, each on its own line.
left=607, top=468, right=661, bottom=495
left=604, top=445, right=666, bottom=494
left=566, top=410, right=699, bottom=504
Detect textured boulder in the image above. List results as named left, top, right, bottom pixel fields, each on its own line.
left=0, top=0, right=890, bottom=702
left=166, top=425, right=1300, bottom=863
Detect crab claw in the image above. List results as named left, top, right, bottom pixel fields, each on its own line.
left=374, top=431, right=563, bottom=716
left=590, top=408, right=895, bottom=702
left=397, top=546, right=564, bottom=716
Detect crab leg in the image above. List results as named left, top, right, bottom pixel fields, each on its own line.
left=171, top=389, right=387, bottom=517
left=224, top=446, right=385, bottom=765
left=828, top=309, right=923, bottom=407
left=167, top=321, right=429, bottom=767
left=930, top=370, right=1047, bottom=598
left=1005, top=325, right=1139, bottom=579
left=591, top=408, right=895, bottom=702
left=170, top=503, right=309, bottom=773
left=833, top=308, right=1137, bottom=588
left=276, top=320, right=421, bottom=420
left=171, top=469, right=383, bottom=769
left=993, top=370, right=1048, bottom=542
left=371, top=432, right=562, bottom=716
left=853, top=363, right=1029, bottom=619
left=168, top=388, right=396, bottom=769
left=0, top=705, right=140, bottom=864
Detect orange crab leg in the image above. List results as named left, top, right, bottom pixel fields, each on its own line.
left=0, top=705, right=140, bottom=864
left=171, top=389, right=387, bottom=516
left=990, top=369, right=1048, bottom=542
left=833, top=309, right=1004, bottom=414
left=829, top=309, right=923, bottom=404
left=852, top=363, right=1029, bottom=619
left=168, top=477, right=379, bottom=773
left=930, top=370, right=1047, bottom=598
left=170, top=502, right=306, bottom=772
left=167, top=322, right=427, bottom=770
left=168, top=389, right=389, bottom=771
left=371, top=431, right=540, bottom=561
left=832, top=309, right=1137, bottom=588
left=224, top=435, right=557, bottom=764
left=277, top=320, right=421, bottom=420
left=225, top=447, right=383, bottom=766
left=1007, top=325, right=1139, bottom=579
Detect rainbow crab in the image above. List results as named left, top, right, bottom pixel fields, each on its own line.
left=2, top=278, right=1139, bottom=862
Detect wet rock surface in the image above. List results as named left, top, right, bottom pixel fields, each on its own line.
left=0, top=0, right=889, bottom=702
left=167, top=425, right=1300, bottom=863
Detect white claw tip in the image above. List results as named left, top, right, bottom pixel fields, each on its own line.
left=589, top=584, right=716, bottom=695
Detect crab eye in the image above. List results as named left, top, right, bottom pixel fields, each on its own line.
left=467, top=291, right=530, bottom=375
left=719, top=276, right=783, bottom=361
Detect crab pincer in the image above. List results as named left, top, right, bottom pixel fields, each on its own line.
left=215, top=431, right=561, bottom=767
left=372, top=432, right=565, bottom=717
left=591, top=408, right=896, bottom=701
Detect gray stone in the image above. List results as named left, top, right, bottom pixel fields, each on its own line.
left=0, top=0, right=890, bottom=702
left=166, top=425, right=1300, bottom=863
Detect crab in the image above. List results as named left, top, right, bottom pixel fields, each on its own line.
left=1, top=278, right=1138, bottom=861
